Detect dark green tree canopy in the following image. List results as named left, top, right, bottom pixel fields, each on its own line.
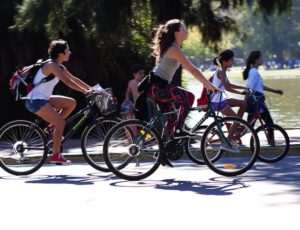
left=0, top=0, right=293, bottom=126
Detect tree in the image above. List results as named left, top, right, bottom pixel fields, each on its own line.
left=0, top=0, right=293, bottom=126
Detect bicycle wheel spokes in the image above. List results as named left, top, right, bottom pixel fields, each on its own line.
left=256, top=124, right=289, bottom=163
left=185, top=126, right=206, bottom=165
left=0, top=121, right=47, bottom=175
left=81, top=118, right=120, bottom=172
left=202, top=117, right=259, bottom=176
left=103, top=120, right=161, bottom=181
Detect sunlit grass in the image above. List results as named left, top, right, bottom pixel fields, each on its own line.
left=183, top=68, right=300, bottom=80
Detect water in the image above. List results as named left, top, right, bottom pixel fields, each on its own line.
left=186, top=75, right=300, bottom=129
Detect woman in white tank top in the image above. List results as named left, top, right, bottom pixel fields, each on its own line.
left=24, top=40, right=92, bottom=164
left=211, top=49, right=249, bottom=118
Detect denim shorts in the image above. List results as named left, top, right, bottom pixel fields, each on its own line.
left=25, top=99, right=49, bottom=113
left=211, top=100, right=228, bottom=111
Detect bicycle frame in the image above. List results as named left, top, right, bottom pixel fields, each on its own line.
left=248, top=92, right=274, bottom=144
left=136, top=97, right=230, bottom=147
left=189, top=101, right=231, bottom=146
left=22, top=95, right=107, bottom=152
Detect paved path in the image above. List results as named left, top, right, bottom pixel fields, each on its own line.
left=0, top=158, right=299, bottom=230
left=62, top=128, right=300, bottom=160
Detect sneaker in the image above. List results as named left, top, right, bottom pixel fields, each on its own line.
left=219, top=144, right=240, bottom=154
left=49, top=153, right=71, bottom=165
left=173, top=128, right=196, bottom=139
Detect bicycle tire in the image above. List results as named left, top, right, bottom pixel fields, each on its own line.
left=201, top=116, right=260, bottom=176
left=81, top=117, right=122, bottom=172
left=256, top=123, right=290, bottom=163
left=103, top=119, right=163, bottom=181
left=0, top=120, right=47, bottom=175
left=185, top=125, right=210, bottom=165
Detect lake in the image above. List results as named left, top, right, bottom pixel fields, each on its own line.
left=186, top=70, right=300, bottom=129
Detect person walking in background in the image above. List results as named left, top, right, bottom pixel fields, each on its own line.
left=121, top=64, right=145, bottom=120
left=210, top=49, right=249, bottom=118
left=243, top=50, right=283, bottom=125
left=24, top=39, right=91, bottom=164
left=149, top=19, right=220, bottom=139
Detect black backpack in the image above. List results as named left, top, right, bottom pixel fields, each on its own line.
left=9, top=59, right=55, bottom=101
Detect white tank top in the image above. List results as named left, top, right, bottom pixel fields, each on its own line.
left=25, top=68, right=59, bottom=100
left=210, top=70, right=226, bottom=103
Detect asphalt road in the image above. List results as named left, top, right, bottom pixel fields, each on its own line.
left=0, top=157, right=299, bottom=230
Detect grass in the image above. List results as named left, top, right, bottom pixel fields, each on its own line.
left=183, top=68, right=300, bottom=80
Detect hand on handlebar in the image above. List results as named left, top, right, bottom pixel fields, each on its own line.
left=206, top=82, right=222, bottom=93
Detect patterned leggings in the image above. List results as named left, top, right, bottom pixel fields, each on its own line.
left=149, top=83, right=195, bottom=135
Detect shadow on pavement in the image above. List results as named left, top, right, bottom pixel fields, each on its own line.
left=0, top=173, right=116, bottom=186
left=110, top=177, right=249, bottom=196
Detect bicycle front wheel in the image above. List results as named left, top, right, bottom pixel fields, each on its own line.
left=201, top=116, right=260, bottom=176
left=81, top=117, right=121, bottom=172
left=256, top=123, right=290, bottom=163
left=185, top=125, right=208, bottom=165
left=103, top=119, right=163, bottom=181
left=0, top=120, right=47, bottom=175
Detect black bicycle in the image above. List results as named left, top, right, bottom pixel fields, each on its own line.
left=103, top=93, right=260, bottom=180
left=0, top=90, right=120, bottom=175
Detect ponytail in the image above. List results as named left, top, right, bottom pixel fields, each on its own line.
left=213, top=49, right=234, bottom=67
left=213, top=56, right=219, bottom=66
left=243, top=50, right=262, bottom=80
left=242, top=63, right=251, bottom=80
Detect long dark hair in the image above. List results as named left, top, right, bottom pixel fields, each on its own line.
left=151, top=19, right=182, bottom=64
left=243, top=51, right=261, bottom=80
left=213, top=49, right=234, bottom=66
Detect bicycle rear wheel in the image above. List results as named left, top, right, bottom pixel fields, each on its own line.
left=201, top=116, right=259, bottom=176
left=0, top=120, right=47, bottom=175
left=185, top=125, right=209, bottom=165
left=256, top=124, right=290, bottom=163
left=81, top=117, right=121, bottom=172
left=103, top=119, right=162, bottom=181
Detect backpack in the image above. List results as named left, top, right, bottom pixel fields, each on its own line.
left=197, top=76, right=214, bottom=111
left=9, top=59, right=55, bottom=101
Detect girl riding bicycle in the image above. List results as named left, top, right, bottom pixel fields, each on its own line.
left=243, top=50, right=283, bottom=125
left=149, top=19, right=220, bottom=139
left=210, top=49, right=249, bottom=118
left=24, top=39, right=92, bottom=164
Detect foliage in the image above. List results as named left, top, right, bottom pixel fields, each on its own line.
left=0, top=0, right=294, bottom=126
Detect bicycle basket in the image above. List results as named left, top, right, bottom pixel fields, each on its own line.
left=94, top=88, right=117, bottom=115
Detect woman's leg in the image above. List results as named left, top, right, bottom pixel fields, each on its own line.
left=226, top=98, right=247, bottom=118
left=49, top=95, right=76, bottom=119
left=260, top=107, right=274, bottom=141
left=35, top=103, right=65, bottom=154
left=170, top=86, right=195, bottom=128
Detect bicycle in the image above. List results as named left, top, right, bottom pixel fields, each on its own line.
left=102, top=93, right=260, bottom=180
left=0, top=90, right=120, bottom=175
left=246, top=90, right=290, bottom=163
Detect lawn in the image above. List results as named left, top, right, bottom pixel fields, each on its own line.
left=184, top=68, right=300, bottom=80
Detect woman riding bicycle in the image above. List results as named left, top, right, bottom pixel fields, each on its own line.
left=243, top=50, right=283, bottom=125
left=210, top=49, right=249, bottom=118
left=24, top=39, right=92, bottom=164
left=149, top=19, right=220, bottom=139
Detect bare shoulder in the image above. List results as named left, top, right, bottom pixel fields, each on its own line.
left=167, top=45, right=182, bottom=57
left=217, top=70, right=226, bottom=79
left=42, top=61, right=64, bottom=76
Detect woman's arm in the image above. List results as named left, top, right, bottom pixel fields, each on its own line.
left=263, top=85, right=283, bottom=95
left=168, top=46, right=221, bottom=92
left=229, top=82, right=248, bottom=90
left=44, top=62, right=88, bottom=93
left=62, top=66, right=91, bottom=90
left=219, top=72, right=246, bottom=95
